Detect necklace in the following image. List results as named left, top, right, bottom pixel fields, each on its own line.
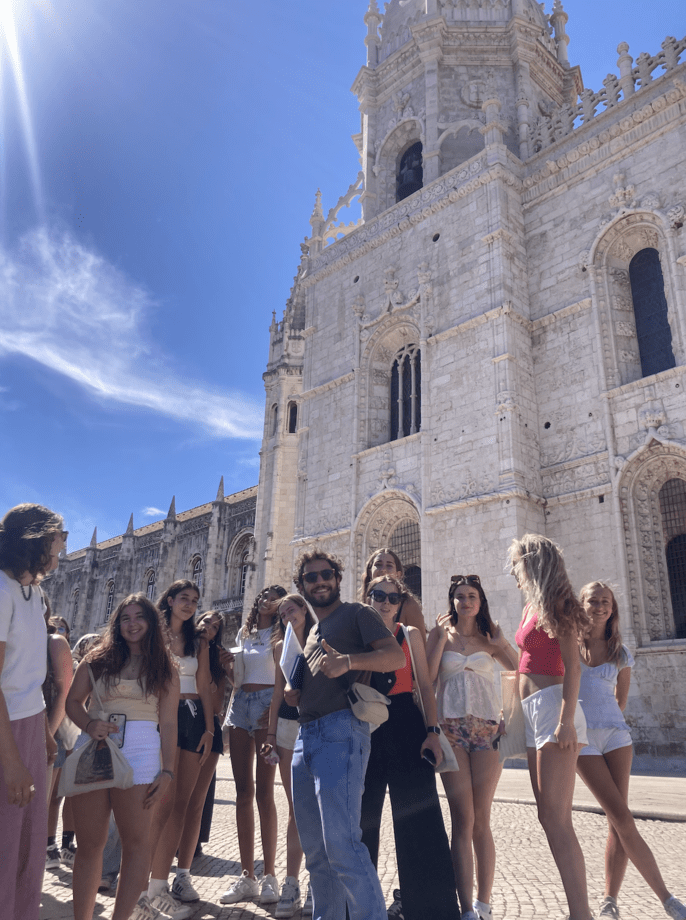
left=20, top=583, right=32, bottom=602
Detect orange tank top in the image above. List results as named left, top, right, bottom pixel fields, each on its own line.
left=389, top=625, right=414, bottom=695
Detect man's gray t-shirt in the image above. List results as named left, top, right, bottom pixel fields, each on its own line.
left=298, top=601, right=393, bottom=724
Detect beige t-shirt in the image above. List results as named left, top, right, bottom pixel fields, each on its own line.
left=298, top=602, right=392, bottom=724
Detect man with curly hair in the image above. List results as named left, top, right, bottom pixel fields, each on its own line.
left=285, top=549, right=405, bottom=920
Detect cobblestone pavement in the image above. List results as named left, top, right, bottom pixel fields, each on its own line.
left=41, top=760, right=686, bottom=920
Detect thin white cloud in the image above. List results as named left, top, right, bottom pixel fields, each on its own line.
left=142, top=506, right=165, bottom=518
left=0, top=226, right=263, bottom=439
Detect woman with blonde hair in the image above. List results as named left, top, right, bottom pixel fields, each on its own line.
left=576, top=581, right=686, bottom=920
left=508, top=534, right=592, bottom=920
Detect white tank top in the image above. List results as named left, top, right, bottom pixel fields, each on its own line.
left=176, top=654, right=198, bottom=695
left=242, top=628, right=276, bottom=685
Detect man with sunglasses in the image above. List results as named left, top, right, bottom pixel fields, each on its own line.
left=286, top=550, right=405, bottom=920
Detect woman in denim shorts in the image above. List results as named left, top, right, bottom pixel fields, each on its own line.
left=219, top=585, right=286, bottom=908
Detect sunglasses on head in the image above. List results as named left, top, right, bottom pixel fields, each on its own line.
left=368, top=589, right=402, bottom=605
left=451, top=574, right=481, bottom=585
left=302, top=568, right=337, bottom=584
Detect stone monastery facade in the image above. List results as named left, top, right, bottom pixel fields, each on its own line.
left=251, top=0, right=686, bottom=767
left=44, top=482, right=257, bottom=645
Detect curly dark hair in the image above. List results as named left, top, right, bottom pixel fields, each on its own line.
left=0, top=504, right=64, bottom=581
left=447, top=575, right=496, bottom=639
left=197, top=611, right=226, bottom=685
left=293, top=549, right=344, bottom=589
left=243, top=585, right=287, bottom=637
left=86, top=593, right=175, bottom=697
left=157, top=580, right=200, bottom=657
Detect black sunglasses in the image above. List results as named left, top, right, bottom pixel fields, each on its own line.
left=303, top=568, right=337, bottom=584
left=368, top=589, right=402, bottom=605
left=451, top=574, right=481, bottom=585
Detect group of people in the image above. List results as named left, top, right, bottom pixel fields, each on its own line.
left=1, top=503, right=686, bottom=920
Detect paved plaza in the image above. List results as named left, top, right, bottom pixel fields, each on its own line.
left=41, top=761, right=686, bottom=920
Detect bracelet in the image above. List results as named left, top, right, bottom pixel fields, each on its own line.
left=85, top=719, right=96, bottom=734
left=161, top=769, right=174, bottom=780
left=346, top=654, right=352, bottom=672
left=203, top=730, right=214, bottom=737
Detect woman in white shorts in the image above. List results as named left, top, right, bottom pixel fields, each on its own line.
left=261, top=593, right=316, bottom=918
left=509, top=534, right=592, bottom=920
left=577, top=582, right=686, bottom=920
left=66, top=593, right=179, bottom=920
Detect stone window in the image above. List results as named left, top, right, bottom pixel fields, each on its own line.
left=71, top=589, right=79, bottom=627
left=104, top=581, right=115, bottom=623
left=145, top=569, right=156, bottom=601
left=240, top=550, right=250, bottom=596
left=226, top=533, right=253, bottom=597
left=389, top=518, right=422, bottom=599
left=390, top=344, right=421, bottom=441
left=629, top=248, right=675, bottom=379
left=191, top=555, right=203, bottom=594
left=396, top=141, right=423, bottom=202
left=660, top=478, right=686, bottom=639
left=271, top=404, right=279, bottom=436
left=287, top=401, right=298, bottom=434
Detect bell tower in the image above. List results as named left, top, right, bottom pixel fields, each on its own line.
left=354, top=0, right=582, bottom=220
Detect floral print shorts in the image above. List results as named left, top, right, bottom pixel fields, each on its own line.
left=440, top=714, right=499, bottom=753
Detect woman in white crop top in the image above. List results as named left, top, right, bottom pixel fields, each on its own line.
left=66, top=593, right=179, bottom=920
left=426, top=575, right=518, bottom=920
left=219, top=584, right=286, bottom=907
left=147, top=580, right=214, bottom=917
left=576, top=582, right=686, bottom=920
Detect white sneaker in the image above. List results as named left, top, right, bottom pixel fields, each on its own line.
left=171, top=874, right=200, bottom=903
left=665, top=897, right=686, bottom=920
left=275, top=877, right=301, bottom=917
left=462, top=913, right=479, bottom=920
left=130, top=895, right=157, bottom=920
left=599, top=896, right=620, bottom=919
left=302, top=883, right=313, bottom=916
left=260, top=873, right=279, bottom=904
left=474, top=900, right=493, bottom=920
left=150, top=885, right=193, bottom=919
left=219, top=870, right=260, bottom=904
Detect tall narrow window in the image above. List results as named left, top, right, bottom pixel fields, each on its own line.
left=271, top=404, right=279, bottom=436
left=659, top=478, right=686, bottom=638
left=105, top=581, right=115, bottom=623
left=389, top=519, right=422, bottom=599
left=390, top=344, right=421, bottom=441
left=630, top=248, right=675, bottom=378
left=288, top=401, right=298, bottom=434
left=240, top=550, right=250, bottom=596
left=396, top=142, right=423, bottom=202
left=192, top=556, right=203, bottom=594
left=71, top=590, right=79, bottom=626
left=146, top=570, right=156, bottom=600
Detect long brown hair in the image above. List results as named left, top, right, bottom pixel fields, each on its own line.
left=86, top=593, right=175, bottom=697
left=579, top=581, right=623, bottom=666
left=507, top=534, right=589, bottom=638
left=360, top=547, right=420, bottom=609
left=157, top=580, right=200, bottom=657
left=447, top=575, right=495, bottom=638
left=272, top=593, right=316, bottom=653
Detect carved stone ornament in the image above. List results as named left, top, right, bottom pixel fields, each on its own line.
left=461, top=80, right=488, bottom=109
left=667, top=203, right=685, bottom=229
left=639, top=399, right=667, bottom=434
left=609, top=173, right=637, bottom=211
left=640, top=192, right=661, bottom=210
left=355, top=492, right=420, bottom=575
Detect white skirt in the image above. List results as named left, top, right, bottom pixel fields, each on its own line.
left=74, top=720, right=161, bottom=785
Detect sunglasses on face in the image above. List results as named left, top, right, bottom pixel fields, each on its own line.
left=368, top=589, right=402, bottom=605
left=302, top=569, right=337, bottom=584
left=451, top=574, right=481, bottom=585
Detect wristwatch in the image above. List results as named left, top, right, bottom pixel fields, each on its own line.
left=426, top=725, right=441, bottom=735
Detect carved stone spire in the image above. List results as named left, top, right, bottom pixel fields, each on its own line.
left=166, top=496, right=176, bottom=521
left=216, top=476, right=225, bottom=502
left=125, top=513, right=134, bottom=535
left=364, top=0, right=382, bottom=67
left=89, top=527, right=98, bottom=548
left=309, top=189, right=325, bottom=255
left=550, top=0, right=570, bottom=66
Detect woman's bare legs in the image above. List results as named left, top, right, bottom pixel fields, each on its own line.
left=470, top=749, right=503, bottom=905
left=71, top=789, right=111, bottom=920
left=150, top=748, right=203, bottom=883
left=253, top=726, right=277, bottom=877
left=229, top=725, right=258, bottom=877
left=441, top=746, right=477, bottom=914
left=528, top=744, right=591, bottom=920
left=577, top=746, right=671, bottom=903
left=47, top=768, right=62, bottom=838
left=177, top=752, right=220, bottom=869
left=148, top=747, right=181, bottom=874
left=277, top=745, right=303, bottom=879
left=110, top=785, right=155, bottom=920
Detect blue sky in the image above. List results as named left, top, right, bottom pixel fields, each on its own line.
left=0, top=0, right=682, bottom=551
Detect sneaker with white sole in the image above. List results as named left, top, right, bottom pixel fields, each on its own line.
left=474, top=900, right=493, bottom=920
left=387, top=889, right=404, bottom=920
left=46, top=845, right=61, bottom=869
left=665, top=897, right=686, bottom=920
left=261, top=874, right=279, bottom=904
left=60, top=844, right=77, bottom=868
left=461, top=913, right=479, bottom=920
left=130, top=894, right=163, bottom=920
left=275, top=877, right=301, bottom=918
left=220, top=870, right=260, bottom=904
left=598, top=896, right=620, bottom=919
left=302, top=883, right=313, bottom=916
left=172, top=874, right=200, bottom=903
left=150, top=885, right=193, bottom=919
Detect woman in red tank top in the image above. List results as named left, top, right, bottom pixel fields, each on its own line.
left=508, top=534, right=593, bottom=920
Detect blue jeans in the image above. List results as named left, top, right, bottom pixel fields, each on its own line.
left=292, top=709, right=387, bottom=920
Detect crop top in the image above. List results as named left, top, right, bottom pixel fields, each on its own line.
left=515, top=611, right=564, bottom=676
left=579, top=645, right=634, bottom=730
left=389, top=626, right=413, bottom=696
left=437, top=651, right=501, bottom=722
left=88, top=676, right=159, bottom=722
left=242, top=628, right=276, bottom=685
left=176, top=655, right=198, bottom=695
